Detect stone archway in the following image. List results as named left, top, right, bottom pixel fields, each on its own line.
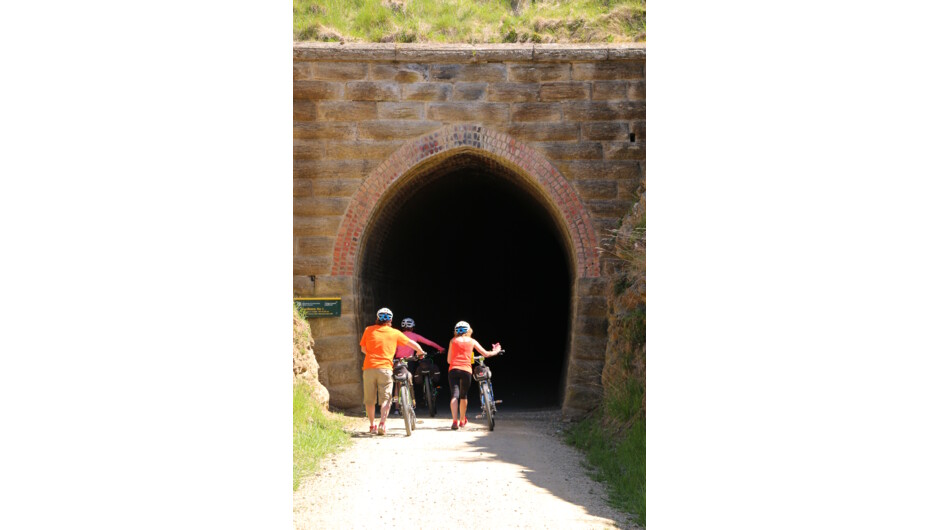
left=333, top=124, right=605, bottom=417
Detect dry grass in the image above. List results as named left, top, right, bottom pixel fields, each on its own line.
left=293, top=0, right=646, bottom=43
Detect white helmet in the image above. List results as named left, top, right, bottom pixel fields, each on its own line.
left=377, top=307, right=393, bottom=322
left=454, top=321, right=470, bottom=334
left=401, top=318, right=415, bottom=329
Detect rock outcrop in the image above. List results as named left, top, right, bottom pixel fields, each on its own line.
left=294, top=307, right=330, bottom=406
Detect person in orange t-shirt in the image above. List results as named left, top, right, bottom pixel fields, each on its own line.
left=446, top=320, right=500, bottom=430
left=360, top=307, right=426, bottom=435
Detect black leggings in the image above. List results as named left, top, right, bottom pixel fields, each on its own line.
left=448, top=369, right=472, bottom=400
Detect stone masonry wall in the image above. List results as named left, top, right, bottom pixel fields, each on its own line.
left=294, top=43, right=646, bottom=417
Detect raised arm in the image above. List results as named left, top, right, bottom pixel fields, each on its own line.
left=472, top=339, right=501, bottom=357
left=412, top=333, right=445, bottom=352
left=406, top=338, right=426, bottom=357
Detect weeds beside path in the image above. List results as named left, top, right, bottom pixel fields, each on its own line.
left=293, top=383, right=351, bottom=491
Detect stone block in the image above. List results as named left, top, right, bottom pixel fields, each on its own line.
left=293, top=122, right=356, bottom=141
left=294, top=43, right=396, bottom=62
left=294, top=256, right=332, bottom=276
left=577, top=277, right=609, bottom=297
left=574, top=316, right=609, bottom=338
left=567, top=358, right=605, bottom=384
left=327, top=382, right=364, bottom=410
left=532, top=142, right=603, bottom=160
left=370, top=63, right=429, bottom=83
left=345, top=81, right=400, bottom=101
left=294, top=159, right=378, bottom=179
left=607, top=47, right=647, bottom=61
left=592, top=81, right=628, bottom=100
left=572, top=61, right=644, bottom=80
left=504, top=122, right=579, bottom=141
left=563, top=384, right=602, bottom=415
left=402, top=83, right=452, bottom=101
left=294, top=81, right=343, bottom=100
left=313, top=62, right=368, bottom=81
left=309, top=315, right=359, bottom=338
left=578, top=296, right=608, bottom=318
left=533, top=45, right=608, bottom=62
left=294, top=62, right=315, bottom=81
left=573, top=180, right=618, bottom=200
left=297, top=236, right=334, bottom=257
left=510, top=103, right=561, bottom=122
left=317, top=101, right=378, bottom=121
left=294, top=215, right=341, bottom=237
left=507, top=63, right=570, bottom=83
left=313, top=275, right=355, bottom=297
left=586, top=199, right=631, bottom=219
left=582, top=122, right=630, bottom=141
left=554, top=160, right=642, bottom=181
left=539, top=82, right=590, bottom=101
left=294, top=140, right=398, bottom=161
left=293, top=101, right=317, bottom=121
left=562, top=101, right=645, bottom=121
left=293, top=275, right=316, bottom=297
left=377, top=102, right=425, bottom=120
left=397, top=45, right=531, bottom=63
left=294, top=197, right=350, bottom=216
left=486, top=83, right=539, bottom=102
left=618, top=180, right=644, bottom=200
left=358, top=120, right=442, bottom=140
left=294, top=179, right=312, bottom=197
left=628, top=81, right=646, bottom=101
left=312, top=336, right=359, bottom=362
left=327, top=360, right=362, bottom=386
left=453, top=83, right=487, bottom=101
left=311, top=179, right=362, bottom=198
left=631, top=121, right=646, bottom=141
left=430, top=63, right=507, bottom=82
left=604, top=143, right=646, bottom=160
left=427, top=103, right=510, bottom=123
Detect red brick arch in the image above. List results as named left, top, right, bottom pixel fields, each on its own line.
left=331, top=124, right=600, bottom=278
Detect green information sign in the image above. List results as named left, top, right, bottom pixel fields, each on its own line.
left=295, top=298, right=341, bottom=318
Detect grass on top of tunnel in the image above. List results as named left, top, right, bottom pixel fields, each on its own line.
left=566, top=379, right=646, bottom=526
left=293, top=382, right=352, bottom=491
left=293, top=0, right=645, bottom=43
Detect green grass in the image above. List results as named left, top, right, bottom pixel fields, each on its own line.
left=566, top=381, right=646, bottom=526
left=293, top=382, right=351, bottom=491
left=294, top=0, right=645, bottom=43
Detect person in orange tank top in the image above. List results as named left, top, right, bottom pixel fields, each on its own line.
left=446, top=320, right=500, bottom=430
left=360, top=307, right=426, bottom=435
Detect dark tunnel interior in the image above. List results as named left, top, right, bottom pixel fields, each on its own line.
left=359, top=160, right=573, bottom=410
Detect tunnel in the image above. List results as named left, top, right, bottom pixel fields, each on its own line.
left=357, top=152, right=574, bottom=411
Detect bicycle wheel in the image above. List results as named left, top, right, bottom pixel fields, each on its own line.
left=401, top=386, right=414, bottom=436
left=425, top=379, right=437, bottom=417
left=484, top=382, right=495, bottom=431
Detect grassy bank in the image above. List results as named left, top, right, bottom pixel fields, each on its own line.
left=566, top=380, right=646, bottom=526
left=294, top=0, right=645, bottom=43
left=293, top=382, right=351, bottom=490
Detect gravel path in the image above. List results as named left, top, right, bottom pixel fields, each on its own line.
left=293, top=409, right=640, bottom=529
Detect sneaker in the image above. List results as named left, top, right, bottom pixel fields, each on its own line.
left=451, top=420, right=459, bottom=430
left=377, top=423, right=386, bottom=435
left=459, top=418, right=468, bottom=428
left=369, top=425, right=377, bottom=435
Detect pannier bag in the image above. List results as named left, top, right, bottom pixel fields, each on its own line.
left=414, top=358, right=441, bottom=384
left=472, top=364, right=491, bottom=382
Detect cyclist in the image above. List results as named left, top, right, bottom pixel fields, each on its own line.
left=390, top=317, right=445, bottom=415
left=360, top=307, right=426, bottom=435
left=446, top=320, right=500, bottom=430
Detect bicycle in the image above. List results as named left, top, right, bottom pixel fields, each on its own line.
left=413, top=351, right=442, bottom=417
left=472, top=350, right=505, bottom=431
left=392, top=354, right=421, bottom=436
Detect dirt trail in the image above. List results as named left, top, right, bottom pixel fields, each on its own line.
left=293, top=409, right=640, bottom=529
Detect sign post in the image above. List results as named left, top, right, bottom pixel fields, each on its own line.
left=294, top=298, right=341, bottom=318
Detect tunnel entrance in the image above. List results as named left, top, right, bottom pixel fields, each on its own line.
left=357, top=153, right=574, bottom=410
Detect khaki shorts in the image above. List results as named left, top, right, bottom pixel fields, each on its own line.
left=362, top=368, right=393, bottom=407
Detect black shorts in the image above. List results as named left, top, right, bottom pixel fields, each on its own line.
left=448, top=369, right=472, bottom=400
